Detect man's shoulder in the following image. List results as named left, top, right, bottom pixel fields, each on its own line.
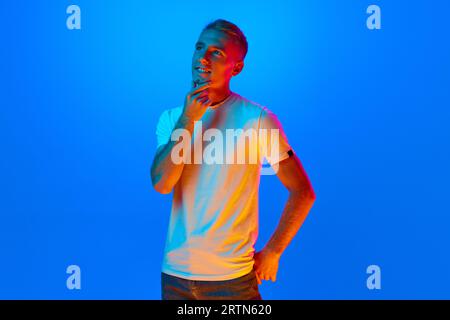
left=232, top=93, right=285, bottom=129
left=158, top=106, right=183, bottom=122
left=232, top=92, right=270, bottom=115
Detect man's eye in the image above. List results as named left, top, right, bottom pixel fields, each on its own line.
left=213, top=50, right=222, bottom=56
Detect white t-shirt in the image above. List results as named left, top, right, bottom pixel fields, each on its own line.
left=156, top=92, right=292, bottom=280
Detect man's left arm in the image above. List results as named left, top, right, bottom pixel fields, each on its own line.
left=254, top=152, right=316, bottom=284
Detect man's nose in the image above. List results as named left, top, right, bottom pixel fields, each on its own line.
left=196, top=50, right=210, bottom=65
left=198, top=56, right=209, bottom=66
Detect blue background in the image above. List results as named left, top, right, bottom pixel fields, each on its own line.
left=1, top=0, right=449, bottom=299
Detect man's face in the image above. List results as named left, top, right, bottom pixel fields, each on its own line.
left=192, top=29, right=244, bottom=89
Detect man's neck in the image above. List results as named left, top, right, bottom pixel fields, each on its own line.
left=209, top=87, right=231, bottom=106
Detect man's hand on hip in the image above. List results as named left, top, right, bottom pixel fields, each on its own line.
left=253, top=248, right=281, bottom=285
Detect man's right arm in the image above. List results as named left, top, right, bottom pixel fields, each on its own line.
left=150, top=114, right=195, bottom=194
left=150, top=81, right=212, bottom=194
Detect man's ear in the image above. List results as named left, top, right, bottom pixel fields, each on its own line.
left=232, top=61, right=244, bottom=76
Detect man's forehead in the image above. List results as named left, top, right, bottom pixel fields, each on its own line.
left=196, top=29, right=234, bottom=49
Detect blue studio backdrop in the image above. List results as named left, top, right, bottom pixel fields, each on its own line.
left=1, top=0, right=449, bottom=299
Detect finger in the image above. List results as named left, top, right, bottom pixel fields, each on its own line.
left=190, top=85, right=209, bottom=98
left=191, top=96, right=209, bottom=107
left=201, top=99, right=211, bottom=107
left=192, top=80, right=207, bottom=89
left=192, top=89, right=209, bottom=100
left=193, top=79, right=209, bottom=86
left=194, top=79, right=210, bottom=86
left=189, top=81, right=211, bottom=96
left=196, top=95, right=209, bottom=104
left=196, top=94, right=208, bottom=102
left=196, top=94, right=206, bottom=100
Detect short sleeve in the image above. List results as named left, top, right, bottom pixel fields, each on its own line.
left=155, top=109, right=172, bottom=150
left=258, top=107, right=293, bottom=166
left=155, top=107, right=184, bottom=150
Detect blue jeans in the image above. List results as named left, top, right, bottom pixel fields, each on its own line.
left=161, top=269, right=262, bottom=300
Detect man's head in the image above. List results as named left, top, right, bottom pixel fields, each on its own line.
left=192, top=19, right=248, bottom=92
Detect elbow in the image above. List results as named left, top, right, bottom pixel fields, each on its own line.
left=302, top=189, right=316, bottom=205
left=308, top=185, right=316, bottom=201
left=154, top=184, right=172, bottom=194
left=308, top=189, right=317, bottom=204
left=291, top=185, right=316, bottom=203
left=150, top=164, right=172, bottom=194
left=306, top=184, right=316, bottom=203
left=151, top=176, right=173, bottom=195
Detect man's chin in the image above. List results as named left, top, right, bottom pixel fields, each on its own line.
left=193, top=78, right=212, bottom=86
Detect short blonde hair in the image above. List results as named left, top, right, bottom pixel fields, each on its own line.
left=203, top=19, right=248, bottom=60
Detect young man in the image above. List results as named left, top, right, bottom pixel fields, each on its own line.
left=151, top=19, right=316, bottom=300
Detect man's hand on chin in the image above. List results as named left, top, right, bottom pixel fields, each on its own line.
left=253, top=248, right=281, bottom=285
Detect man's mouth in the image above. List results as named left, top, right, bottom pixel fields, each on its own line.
left=195, top=67, right=211, bottom=74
